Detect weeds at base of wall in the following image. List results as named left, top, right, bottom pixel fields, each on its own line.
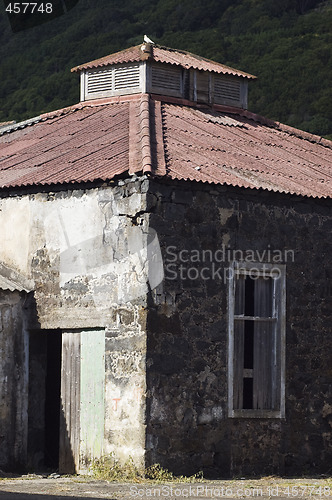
left=89, top=455, right=204, bottom=483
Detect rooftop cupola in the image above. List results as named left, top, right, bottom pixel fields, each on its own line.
left=71, top=40, right=256, bottom=109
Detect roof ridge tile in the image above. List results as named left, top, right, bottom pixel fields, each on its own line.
left=139, top=94, right=152, bottom=174
left=151, top=100, right=167, bottom=176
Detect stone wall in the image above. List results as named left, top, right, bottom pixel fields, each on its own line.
left=0, top=174, right=330, bottom=475
left=146, top=178, right=332, bottom=477
left=0, top=290, right=28, bottom=470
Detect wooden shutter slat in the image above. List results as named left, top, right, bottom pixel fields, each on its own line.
left=235, top=274, right=245, bottom=315
left=253, top=321, right=275, bottom=409
left=233, top=320, right=244, bottom=409
left=254, top=277, right=273, bottom=317
left=253, top=278, right=274, bottom=409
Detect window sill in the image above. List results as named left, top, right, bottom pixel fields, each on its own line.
left=228, top=409, right=285, bottom=419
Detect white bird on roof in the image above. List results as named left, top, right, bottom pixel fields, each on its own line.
left=144, top=35, right=155, bottom=44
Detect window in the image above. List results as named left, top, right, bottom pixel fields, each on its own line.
left=228, top=262, right=286, bottom=418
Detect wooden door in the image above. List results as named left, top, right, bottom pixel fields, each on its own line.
left=59, top=330, right=105, bottom=473
left=80, top=330, right=105, bottom=467
left=59, top=331, right=81, bottom=473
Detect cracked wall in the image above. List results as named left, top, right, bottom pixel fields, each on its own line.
left=0, top=177, right=151, bottom=471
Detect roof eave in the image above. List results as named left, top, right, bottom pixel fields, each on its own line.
left=71, top=43, right=257, bottom=80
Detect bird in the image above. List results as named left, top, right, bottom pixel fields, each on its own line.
left=144, top=35, right=155, bottom=44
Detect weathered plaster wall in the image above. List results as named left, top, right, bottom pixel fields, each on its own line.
left=0, top=290, right=28, bottom=470
left=104, top=305, right=147, bottom=468
left=0, top=177, right=150, bottom=470
left=146, top=179, right=332, bottom=477
left=0, top=178, right=150, bottom=329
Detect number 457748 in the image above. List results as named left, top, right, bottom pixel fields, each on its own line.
left=5, top=3, right=53, bottom=14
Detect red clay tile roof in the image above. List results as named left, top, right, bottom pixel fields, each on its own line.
left=71, top=44, right=256, bottom=80
left=0, top=94, right=331, bottom=198
left=0, top=101, right=130, bottom=187
left=160, top=104, right=332, bottom=198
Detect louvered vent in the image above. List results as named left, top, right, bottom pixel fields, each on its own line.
left=87, top=68, right=113, bottom=94
left=85, top=63, right=142, bottom=99
left=150, top=64, right=182, bottom=97
left=80, top=57, right=248, bottom=108
left=214, top=77, right=241, bottom=105
left=114, top=64, right=140, bottom=90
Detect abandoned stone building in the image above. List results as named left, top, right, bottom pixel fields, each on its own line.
left=0, top=42, right=331, bottom=477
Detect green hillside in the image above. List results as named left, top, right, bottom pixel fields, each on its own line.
left=0, top=0, right=331, bottom=138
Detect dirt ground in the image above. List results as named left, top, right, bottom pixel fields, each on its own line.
left=0, top=475, right=331, bottom=500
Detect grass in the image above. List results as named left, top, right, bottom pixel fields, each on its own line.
left=89, top=455, right=204, bottom=483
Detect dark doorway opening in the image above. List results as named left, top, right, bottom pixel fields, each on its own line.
left=28, top=330, right=62, bottom=471
left=44, top=332, right=62, bottom=467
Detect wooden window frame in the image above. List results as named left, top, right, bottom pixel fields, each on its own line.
left=228, top=261, right=286, bottom=418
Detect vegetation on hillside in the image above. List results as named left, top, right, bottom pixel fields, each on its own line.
left=0, top=0, right=331, bottom=138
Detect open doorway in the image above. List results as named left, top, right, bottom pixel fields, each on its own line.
left=28, top=330, right=62, bottom=471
